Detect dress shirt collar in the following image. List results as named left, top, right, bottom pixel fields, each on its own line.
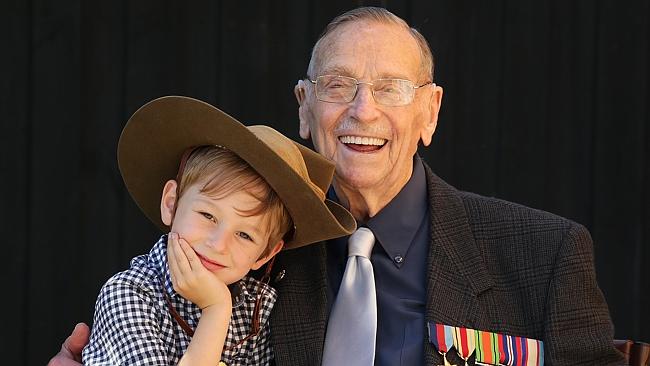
left=328, top=155, right=428, bottom=267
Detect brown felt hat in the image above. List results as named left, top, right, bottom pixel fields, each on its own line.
left=118, top=96, right=356, bottom=249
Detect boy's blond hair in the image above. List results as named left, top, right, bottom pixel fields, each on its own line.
left=175, top=146, right=293, bottom=257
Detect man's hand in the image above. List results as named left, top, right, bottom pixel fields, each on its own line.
left=167, top=232, right=232, bottom=310
left=47, top=323, right=89, bottom=366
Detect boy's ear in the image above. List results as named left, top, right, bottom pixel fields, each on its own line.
left=251, top=240, right=284, bottom=270
left=160, top=180, right=178, bottom=226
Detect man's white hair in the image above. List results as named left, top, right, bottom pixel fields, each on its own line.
left=307, top=7, right=434, bottom=83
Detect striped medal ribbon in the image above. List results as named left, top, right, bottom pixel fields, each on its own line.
left=428, top=323, right=457, bottom=366
left=452, top=327, right=476, bottom=366
left=475, top=330, right=545, bottom=366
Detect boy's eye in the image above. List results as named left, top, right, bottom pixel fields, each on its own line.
left=200, top=212, right=216, bottom=223
left=237, top=232, right=253, bottom=241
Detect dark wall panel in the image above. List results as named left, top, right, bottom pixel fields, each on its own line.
left=2, top=1, right=31, bottom=365
left=591, top=0, right=648, bottom=340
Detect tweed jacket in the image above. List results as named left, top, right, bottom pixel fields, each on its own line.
left=268, top=164, right=624, bottom=366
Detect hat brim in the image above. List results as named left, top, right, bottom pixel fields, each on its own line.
left=118, top=96, right=355, bottom=249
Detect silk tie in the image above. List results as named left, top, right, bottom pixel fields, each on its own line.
left=322, top=227, right=377, bottom=366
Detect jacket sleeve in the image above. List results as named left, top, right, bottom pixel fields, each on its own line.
left=542, top=223, right=625, bottom=365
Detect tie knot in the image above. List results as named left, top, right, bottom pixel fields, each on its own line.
left=348, top=227, right=375, bottom=258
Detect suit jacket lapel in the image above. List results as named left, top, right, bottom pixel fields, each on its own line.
left=423, top=165, right=495, bottom=365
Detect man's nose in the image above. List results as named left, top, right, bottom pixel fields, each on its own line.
left=349, top=84, right=381, bottom=122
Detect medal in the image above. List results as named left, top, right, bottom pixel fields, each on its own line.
left=497, top=333, right=516, bottom=365
left=514, top=335, right=544, bottom=366
left=475, top=330, right=500, bottom=365
left=428, top=322, right=544, bottom=366
left=428, top=323, right=457, bottom=366
left=453, top=326, right=476, bottom=366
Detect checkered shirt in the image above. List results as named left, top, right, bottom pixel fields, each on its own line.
left=82, top=235, right=277, bottom=365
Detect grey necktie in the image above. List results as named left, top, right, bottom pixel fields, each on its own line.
left=322, top=227, right=377, bottom=366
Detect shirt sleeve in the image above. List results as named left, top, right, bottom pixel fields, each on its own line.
left=82, top=277, right=171, bottom=365
left=248, top=321, right=274, bottom=365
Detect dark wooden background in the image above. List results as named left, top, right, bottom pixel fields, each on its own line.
left=2, top=1, right=648, bottom=364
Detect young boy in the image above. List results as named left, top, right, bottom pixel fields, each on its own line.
left=82, top=96, right=356, bottom=365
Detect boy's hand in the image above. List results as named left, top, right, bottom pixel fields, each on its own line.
left=167, top=232, right=232, bottom=310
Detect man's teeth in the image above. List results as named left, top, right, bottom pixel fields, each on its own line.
left=339, top=136, right=386, bottom=146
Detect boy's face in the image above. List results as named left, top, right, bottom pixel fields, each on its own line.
left=160, top=180, right=283, bottom=285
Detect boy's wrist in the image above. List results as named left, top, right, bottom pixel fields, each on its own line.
left=200, top=303, right=232, bottom=322
left=196, top=290, right=232, bottom=310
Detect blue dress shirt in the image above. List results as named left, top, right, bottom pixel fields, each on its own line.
left=327, top=156, right=430, bottom=365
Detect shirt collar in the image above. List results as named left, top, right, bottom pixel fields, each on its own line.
left=327, top=156, right=429, bottom=266
left=146, top=235, right=175, bottom=297
left=366, top=155, right=428, bottom=265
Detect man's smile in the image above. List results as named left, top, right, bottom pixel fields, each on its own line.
left=339, top=135, right=387, bottom=152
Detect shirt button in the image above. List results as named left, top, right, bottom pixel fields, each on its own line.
left=394, top=255, right=404, bottom=264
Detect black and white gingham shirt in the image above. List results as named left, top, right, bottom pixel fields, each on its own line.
left=82, top=235, right=276, bottom=365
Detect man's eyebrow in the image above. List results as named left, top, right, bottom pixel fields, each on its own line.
left=318, top=66, right=355, bottom=77
left=316, top=66, right=413, bottom=81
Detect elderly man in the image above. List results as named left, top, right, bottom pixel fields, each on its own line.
left=50, top=7, right=623, bottom=366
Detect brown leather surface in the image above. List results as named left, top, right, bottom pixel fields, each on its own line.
left=615, top=339, right=650, bottom=366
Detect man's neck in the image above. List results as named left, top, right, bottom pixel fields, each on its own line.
left=332, top=169, right=413, bottom=221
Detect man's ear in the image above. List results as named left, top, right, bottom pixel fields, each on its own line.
left=295, top=80, right=311, bottom=140
left=251, top=240, right=284, bottom=270
left=420, top=84, right=443, bottom=146
left=160, top=180, right=178, bottom=226
left=294, top=79, right=306, bottom=105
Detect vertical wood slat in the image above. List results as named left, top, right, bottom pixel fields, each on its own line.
left=218, top=1, right=272, bottom=123
left=121, top=0, right=179, bottom=264
left=592, top=0, right=648, bottom=341
left=497, top=0, right=551, bottom=208
left=415, top=0, right=505, bottom=196
left=27, top=1, right=82, bottom=364
left=542, top=0, right=597, bottom=227
left=265, top=0, right=311, bottom=142
left=77, top=0, right=128, bottom=339
left=1, top=1, right=31, bottom=364
left=642, top=0, right=650, bottom=337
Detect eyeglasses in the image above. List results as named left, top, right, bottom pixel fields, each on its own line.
left=307, top=75, right=434, bottom=106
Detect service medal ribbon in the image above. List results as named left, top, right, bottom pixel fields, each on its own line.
left=429, top=322, right=544, bottom=366
left=428, top=322, right=457, bottom=366
left=453, top=326, right=476, bottom=366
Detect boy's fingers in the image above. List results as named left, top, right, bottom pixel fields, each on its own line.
left=168, top=247, right=181, bottom=284
left=173, top=235, right=192, bottom=274
left=168, top=233, right=184, bottom=273
left=167, top=233, right=176, bottom=264
left=178, top=238, right=199, bottom=271
left=167, top=233, right=183, bottom=283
